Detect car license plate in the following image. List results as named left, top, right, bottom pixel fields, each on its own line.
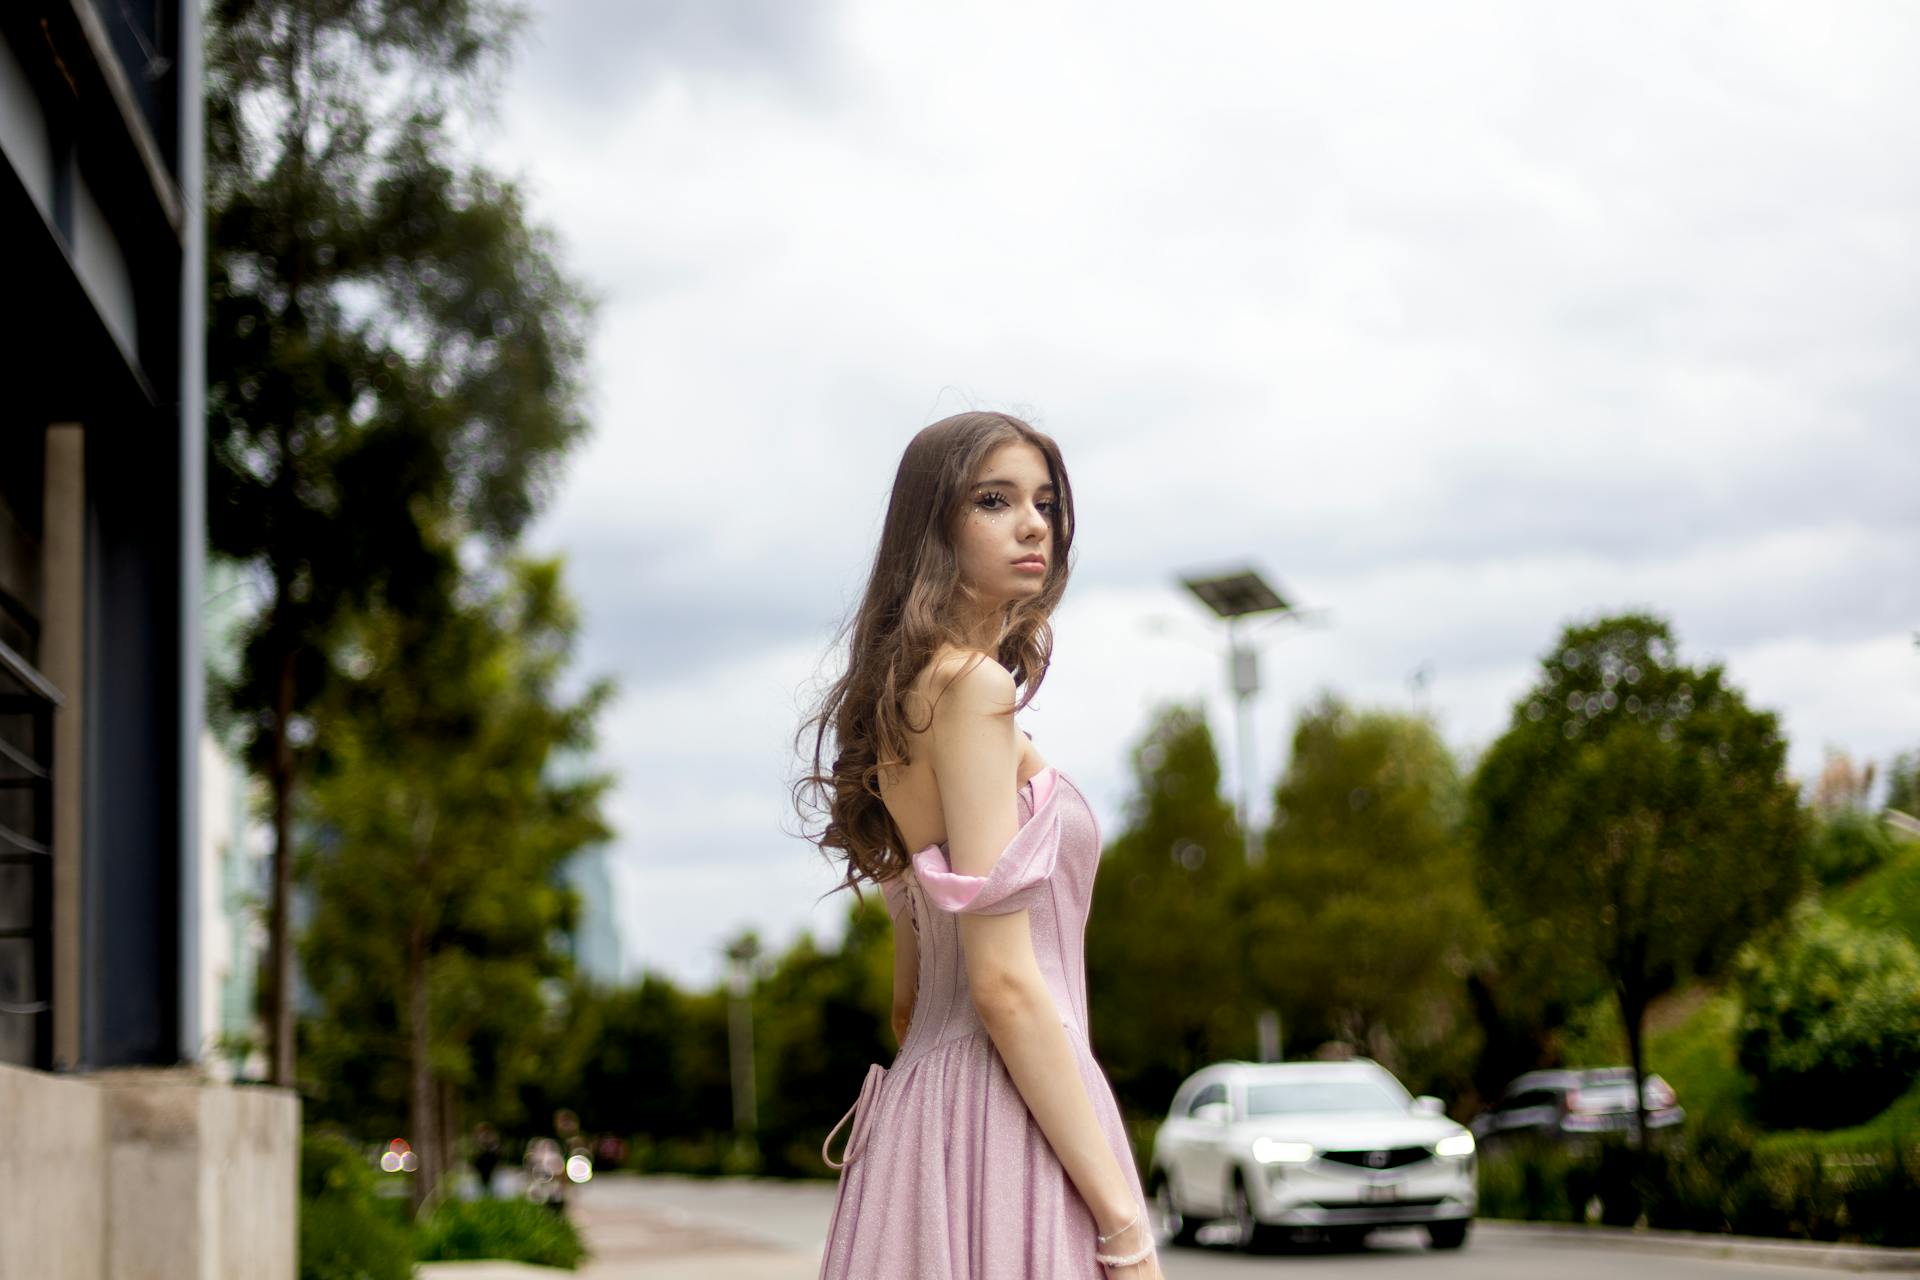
left=1363, top=1183, right=1399, bottom=1203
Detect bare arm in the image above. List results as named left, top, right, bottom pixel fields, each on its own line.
left=928, top=655, right=1144, bottom=1240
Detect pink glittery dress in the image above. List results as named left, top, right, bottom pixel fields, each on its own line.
left=817, top=764, right=1146, bottom=1279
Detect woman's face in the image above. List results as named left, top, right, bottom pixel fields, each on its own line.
left=954, top=441, right=1057, bottom=608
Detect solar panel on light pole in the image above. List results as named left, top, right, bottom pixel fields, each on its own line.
left=1178, top=569, right=1295, bottom=869
left=1179, top=567, right=1299, bottom=1064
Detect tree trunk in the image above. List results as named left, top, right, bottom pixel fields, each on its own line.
left=438, top=1074, right=457, bottom=1197
left=1617, top=982, right=1649, bottom=1152
left=408, top=917, right=437, bottom=1213
left=268, top=641, right=297, bottom=1086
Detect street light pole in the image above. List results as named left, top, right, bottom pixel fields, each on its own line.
left=1180, top=568, right=1296, bottom=869
left=1227, top=614, right=1262, bottom=867
left=723, top=933, right=760, bottom=1149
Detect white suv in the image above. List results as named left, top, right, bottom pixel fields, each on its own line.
left=1148, top=1059, right=1477, bottom=1251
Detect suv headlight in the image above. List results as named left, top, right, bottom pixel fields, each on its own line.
left=1434, top=1132, right=1475, bottom=1159
left=1252, top=1137, right=1315, bottom=1165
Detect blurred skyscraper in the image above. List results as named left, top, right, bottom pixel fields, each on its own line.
left=565, top=842, right=627, bottom=986
left=549, top=747, right=626, bottom=986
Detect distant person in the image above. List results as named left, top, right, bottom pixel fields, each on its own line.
left=796, top=414, right=1159, bottom=1278
left=523, top=1136, right=567, bottom=1212
left=471, top=1122, right=501, bottom=1197
left=594, top=1133, right=627, bottom=1168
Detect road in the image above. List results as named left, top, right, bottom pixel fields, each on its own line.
left=531, top=1174, right=1885, bottom=1280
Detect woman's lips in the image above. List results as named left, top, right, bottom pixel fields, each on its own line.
left=1012, top=558, right=1046, bottom=573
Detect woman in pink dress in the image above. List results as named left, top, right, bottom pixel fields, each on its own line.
left=796, top=412, right=1162, bottom=1279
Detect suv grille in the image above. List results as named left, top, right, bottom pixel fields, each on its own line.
left=1321, top=1146, right=1431, bottom=1171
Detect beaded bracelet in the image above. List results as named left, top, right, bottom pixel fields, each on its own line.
left=1094, top=1210, right=1156, bottom=1268
left=1094, top=1240, right=1156, bottom=1267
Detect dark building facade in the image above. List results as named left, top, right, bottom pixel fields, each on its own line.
left=0, top=0, right=203, bottom=1071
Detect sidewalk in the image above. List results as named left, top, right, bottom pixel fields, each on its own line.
left=1481, top=1220, right=1920, bottom=1273
left=418, top=1178, right=821, bottom=1280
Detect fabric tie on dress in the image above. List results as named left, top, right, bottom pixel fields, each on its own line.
left=821, top=1061, right=888, bottom=1170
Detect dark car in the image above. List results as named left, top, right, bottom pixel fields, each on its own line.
left=1471, top=1068, right=1684, bottom=1143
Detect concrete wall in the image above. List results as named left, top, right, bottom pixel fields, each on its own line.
left=0, top=1063, right=298, bottom=1280
left=0, top=1063, right=107, bottom=1279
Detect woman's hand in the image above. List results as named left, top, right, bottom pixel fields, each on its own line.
left=1096, top=1214, right=1163, bottom=1280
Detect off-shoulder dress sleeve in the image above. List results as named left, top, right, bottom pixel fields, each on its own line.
left=909, top=770, right=1061, bottom=916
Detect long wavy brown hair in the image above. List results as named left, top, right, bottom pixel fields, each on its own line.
left=793, top=411, right=1076, bottom=896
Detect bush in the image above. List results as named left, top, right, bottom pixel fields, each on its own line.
left=1477, top=1138, right=1587, bottom=1223
left=1642, top=1114, right=1769, bottom=1233
left=414, top=1198, right=588, bottom=1270
left=1735, top=908, right=1920, bottom=1129
left=1807, top=812, right=1896, bottom=888
left=1477, top=1119, right=1920, bottom=1244
left=300, top=1131, right=412, bottom=1280
left=302, top=1129, right=382, bottom=1204
left=1747, top=1132, right=1920, bottom=1246
left=301, top=1195, right=414, bottom=1280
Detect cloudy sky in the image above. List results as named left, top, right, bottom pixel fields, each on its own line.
left=478, top=0, right=1920, bottom=989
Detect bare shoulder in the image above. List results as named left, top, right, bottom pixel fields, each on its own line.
left=924, top=647, right=1014, bottom=719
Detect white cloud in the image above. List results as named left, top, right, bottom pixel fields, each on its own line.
left=487, top=0, right=1920, bottom=984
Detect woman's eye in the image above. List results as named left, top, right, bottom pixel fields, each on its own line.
left=975, top=491, right=1056, bottom=517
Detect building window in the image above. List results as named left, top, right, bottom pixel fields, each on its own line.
left=0, top=641, right=55, bottom=1068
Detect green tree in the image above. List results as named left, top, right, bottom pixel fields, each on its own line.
left=300, top=558, right=613, bottom=1209
left=752, top=896, right=898, bottom=1175
left=1087, top=705, right=1252, bottom=1120
left=1884, top=749, right=1920, bottom=818
left=1735, top=904, right=1920, bottom=1128
left=206, top=0, right=593, bottom=1085
left=1244, top=696, right=1486, bottom=1095
left=1470, top=612, right=1805, bottom=1144
left=535, top=897, right=897, bottom=1179
left=530, top=973, right=733, bottom=1154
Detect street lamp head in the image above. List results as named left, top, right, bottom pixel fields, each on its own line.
left=1180, top=569, right=1291, bottom=620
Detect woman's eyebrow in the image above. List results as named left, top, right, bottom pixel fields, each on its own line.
left=972, top=477, right=1056, bottom=494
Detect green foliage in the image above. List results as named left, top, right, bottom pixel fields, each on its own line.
left=1245, top=695, right=1486, bottom=1094
left=1832, top=834, right=1920, bottom=941
left=1555, top=993, right=1628, bottom=1066
left=1807, top=810, right=1897, bottom=888
left=1735, top=906, right=1920, bottom=1129
left=300, top=1195, right=414, bottom=1280
left=299, top=1129, right=590, bottom=1273
left=205, top=0, right=590, bottom=655
left=414, top=1199, right=587, bottom=1269
left=524, top=895, right=893, bottom=1179
left=752, top=895, right=900, bottom=1176
left=1470, top=612, right=1806, bottom=1111
left=1644, top=987, right=1753, bottom=1122
left=302, top=1129, right=383, bottom=1205
left=1481, top=1119, right=1920, bottom=1244
left=299, top=1131, right=412, bottom=1280
left=299, top=559, right=613, bottom=1189
left=1477, top=1137, right=1589, bottom=1223
left=1754, top=1079, right=1920, bottom=1155
left=527, top=975, right=733, bottom=1154
left=1644, top=833, right=1920, bottom=1138
left=204, top=0, right=593, bottom=1090
left=1884, top=750, right=1920, bottom=818
left=1639, top=1115, right=1772, bottom=1233
left=1086, top=705, right=1253, bottom=1120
